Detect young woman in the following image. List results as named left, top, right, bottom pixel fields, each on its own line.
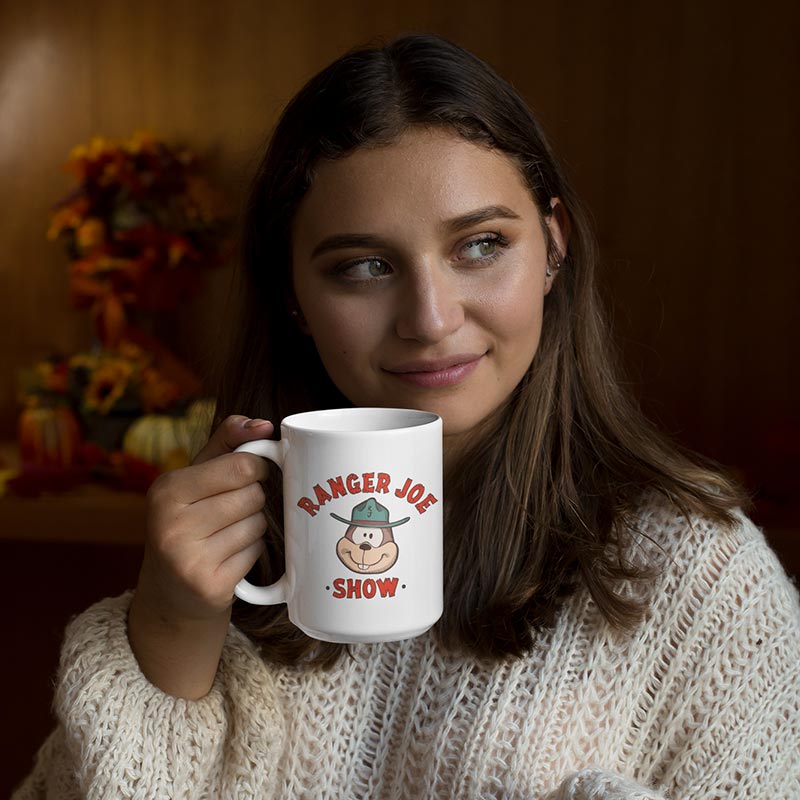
left=15, top=33, right=799, bottom=800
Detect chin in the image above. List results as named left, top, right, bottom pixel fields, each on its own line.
left=431, top=401, right=498, bottom=439
left=345, top=388, right=502, bottom=438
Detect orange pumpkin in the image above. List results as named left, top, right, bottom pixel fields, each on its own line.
left=17, top=402, right=83, bottom=467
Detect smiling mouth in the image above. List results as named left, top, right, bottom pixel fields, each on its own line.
left=383, top=353, right=485, bottom=389
left=348, top=552, right=387, bottom=570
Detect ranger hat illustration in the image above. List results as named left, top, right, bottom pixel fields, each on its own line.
left=331, top=497, right=410, bottom=527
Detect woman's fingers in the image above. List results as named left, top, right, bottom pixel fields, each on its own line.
left=203, top=509, right=269, bottom=566
left=178, top=512, right=268, bottom=605
left=187, top=481, right=268, bottom=542
left=149, top=414, right=274, bottom=506
left=192, top=415, right=275, bottom=465
left=216, top=532, right=269, bottom=590
left=151, top=449, right=270, bottom=509
left=143, top=505, right=268, bottom=611
left=138, top=414, right=277, bottom=620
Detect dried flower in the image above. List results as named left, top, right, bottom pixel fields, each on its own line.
left=48, top=130, right=231, bottom=347
left=18, top=338, right=184, bottom=419
left=84, top=358, right=135, bottom=414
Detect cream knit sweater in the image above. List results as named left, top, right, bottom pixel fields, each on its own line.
left=13, top=496, right=800, bottom=799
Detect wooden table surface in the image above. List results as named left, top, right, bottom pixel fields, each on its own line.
left=0, top=441, right=146, bottom=544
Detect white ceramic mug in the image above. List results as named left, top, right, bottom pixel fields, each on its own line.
left=233, top=407, right=443, bottom=644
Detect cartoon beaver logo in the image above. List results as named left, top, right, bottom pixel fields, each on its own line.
left=331, top=497, right=409, bottom=574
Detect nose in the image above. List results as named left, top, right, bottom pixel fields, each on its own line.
left=359, top=543, right=372, bottom=551
left=394, top=263, right=465, bottom=344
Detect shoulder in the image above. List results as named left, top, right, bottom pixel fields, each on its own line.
left=629, top=489, right=792, bottom=584
left=609, top=492, right=800, bottom=793
left=626, top=490, right=800, bottom=634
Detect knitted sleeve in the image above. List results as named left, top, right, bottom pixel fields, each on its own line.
left=547, top=510, right=800, bottom=799
left=11, top=592, right=284, bottom=799
left=545, top=767, right=664, bottom=799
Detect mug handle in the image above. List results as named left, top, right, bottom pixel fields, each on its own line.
left=231, top=438, right=289, bottom=605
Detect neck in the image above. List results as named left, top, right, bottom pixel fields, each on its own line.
left=442, top=402, right=511, bottom=478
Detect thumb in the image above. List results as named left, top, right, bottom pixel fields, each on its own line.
left=192, top=415, right=275, bottom=465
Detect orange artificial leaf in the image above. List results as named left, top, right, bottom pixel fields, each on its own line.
left=126, top=130, right=157, bottom=154
left=167, top=238, right=190, bottom=267
left=76, top=218, right=106, bottom=251
left=47, top=198, right=90, bottom=239
left=87, top=136, right=112, bottom=159
left=139, top=366, right=182, bottom=412
left=97, top=293, right=129, bottom=349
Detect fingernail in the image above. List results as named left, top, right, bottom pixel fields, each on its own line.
left=243, top=418, right=270, bottom=429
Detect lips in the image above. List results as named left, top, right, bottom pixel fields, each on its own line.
left=383, top=352, right=485, bottom=389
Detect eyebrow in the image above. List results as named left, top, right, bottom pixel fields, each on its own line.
left=309, top=204, right=521, bottom=260
left=443, top=204, right=521, bottom=234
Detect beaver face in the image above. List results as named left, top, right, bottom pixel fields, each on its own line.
left=336, top=525, right=398, bottom=574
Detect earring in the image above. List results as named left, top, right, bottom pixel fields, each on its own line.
left=290, top=308, right=308, bottom=331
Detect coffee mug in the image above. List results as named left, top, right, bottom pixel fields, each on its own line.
left=232, top=407, right=443, bottom=644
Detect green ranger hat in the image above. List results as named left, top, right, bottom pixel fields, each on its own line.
left=330, top=497, right=410, bottom=528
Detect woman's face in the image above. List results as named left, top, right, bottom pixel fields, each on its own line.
left=291, top=126, right=567, bottom=448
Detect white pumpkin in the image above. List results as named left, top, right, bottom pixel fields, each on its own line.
left=122, top=399, right=214, bottom=467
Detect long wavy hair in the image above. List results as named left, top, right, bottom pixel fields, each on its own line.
left=208, top=32, right=750, bottom=667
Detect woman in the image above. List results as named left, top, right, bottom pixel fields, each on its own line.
left=14, top=33, right=799, bottom=799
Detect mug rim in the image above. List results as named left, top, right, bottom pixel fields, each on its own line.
left=281, top=407, right=440, bottom=434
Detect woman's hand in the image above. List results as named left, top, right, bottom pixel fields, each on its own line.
left=135, top=414, right=274, bottom=624
left=128, top=415, right=275, bottom=698
left=545, top=767, right=664, bottom=799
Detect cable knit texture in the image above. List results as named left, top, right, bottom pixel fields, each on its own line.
left=12, top=495, right=800, bottom=799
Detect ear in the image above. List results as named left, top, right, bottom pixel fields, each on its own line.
left=287, top=295, right=311, bottom=335
left=544, top=197, right=571, bottom=294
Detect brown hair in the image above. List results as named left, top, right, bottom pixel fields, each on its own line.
left=207, top=33, right=750, bottom=667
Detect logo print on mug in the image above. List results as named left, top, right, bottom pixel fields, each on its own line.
left=331, top=498, right=409, bottom=575
left=232, top=407, right=442, bottom=644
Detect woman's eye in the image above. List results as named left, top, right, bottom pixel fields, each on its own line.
left=337, top=257, right=392, bottom=281
left=465, top=239, right=496, bottom=258
left=459, top=234, right=508, bottom=263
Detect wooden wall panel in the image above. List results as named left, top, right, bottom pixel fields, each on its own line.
left=1, top=0, right=797, bottom=513
left=495, top=1, right=800, bottom=486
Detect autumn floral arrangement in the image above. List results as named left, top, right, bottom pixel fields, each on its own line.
left=6, top=131, right=226, bottom=497
left=47, top=129, right=230, bottom=346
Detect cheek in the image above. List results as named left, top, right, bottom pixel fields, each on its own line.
left=475, top=259, right=545, bottom=346
left=305, top=300, right=376, bottom=375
